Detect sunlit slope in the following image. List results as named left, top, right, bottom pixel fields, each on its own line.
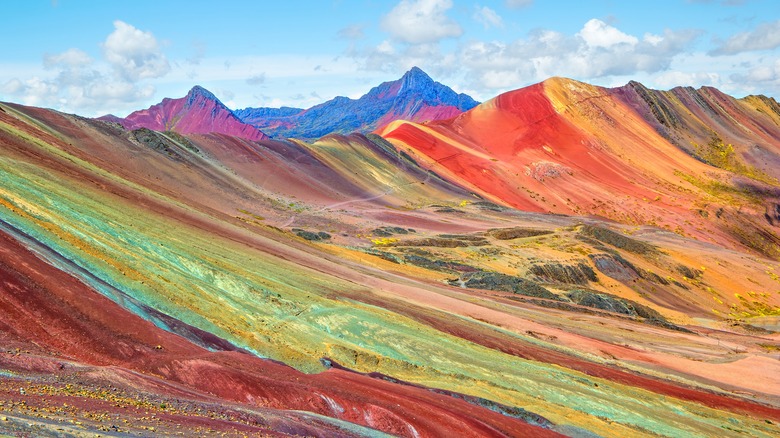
left=0, top=223, right=549, bottom=437
left=380, top=78, right=780, bottom=257
left=3, top=102, right=469, bottom=230
left=302, top=133, right=470, bottom=208
left=615, top=81, right=780, bottom=180
left=1, top=100, right=779, bottom=436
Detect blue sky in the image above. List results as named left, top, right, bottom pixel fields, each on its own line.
left=1, top=0, right=779, bottom=116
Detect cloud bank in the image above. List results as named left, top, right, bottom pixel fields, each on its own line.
left=2, top=21, right=169, bottom=115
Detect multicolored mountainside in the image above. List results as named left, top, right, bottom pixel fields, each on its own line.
left=0, top=74, right=780, bottom=437
left=231, top=105, right=306, bottom=134
left=102, top=85, right=268, bottom=141
left=234, top=67, right=479, bottom=139
left=381, top=77, right=780, bottom=259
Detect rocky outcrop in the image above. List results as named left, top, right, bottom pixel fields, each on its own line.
left=529, top=262, right=597, bottom=285
left=452, top=271, right=560, bottom=301
left=566, top=289, right=689, bottom=332
left=293, top=229, right=331, bottom=241
left=393, top=234, right=489, bottom=248
left=487, top=227, right=552, bottom=240
left=372, top=226, right=415, bottom=237
left=579, top=225, right=657, bottom=255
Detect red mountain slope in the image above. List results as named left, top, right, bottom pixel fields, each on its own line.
left=103, top=86, right=267, bottom=141
left=380, top=78, right=780, bottom=255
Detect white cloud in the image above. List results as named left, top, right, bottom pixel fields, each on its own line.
left=643, top=33, right=664, bottom=45
left=351, top=17, right=702, bottom=100
left=741, top=64, right=778, bottom=82
left=481, top=69, right=525, bottom=89
left=355, top=39, right=460, bottom=77
left=103, top=20, right=170, bottom=81
left=729, top=59, right=780, bottom=93
left=642, top=50, right=780, bottom=97
left=381, top=0, right=462, bottom=44
left=1, top=21, right=170, bottom=116
left=2, top=77, right=58, bottom=107
left=653, top=70, right=722, bottom=89
left=88, top=81, right=154, bottom=101
left=2, top=78, right=24, bottom=94
left=578, top=19, right=638, bottom=48
left=474, top=6, right=503, bottom=29
left=377, top=40, right=396, bottom=55
left=459, top=21, right=700, bottom=92
left=43, top=48, right=92, bottom=69
left=711, top=20, right=780, bottom=55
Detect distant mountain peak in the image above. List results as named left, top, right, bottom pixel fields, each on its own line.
left=105, top=85, right=267, bottom=141
left=400, top=66, right=433, bottom=85
left=407, top=66, right=426, bottom=75
left=188, top=85, right=215, bottom=98
left=235, top=67, right=479, bottom=139
left=186, top=85, right=221, bottom=107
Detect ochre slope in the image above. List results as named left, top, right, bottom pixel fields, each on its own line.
left=615, top=82, right=780, bottom=179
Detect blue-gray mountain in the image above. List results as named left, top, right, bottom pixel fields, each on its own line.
left=234, top=67, right=479, bottom=140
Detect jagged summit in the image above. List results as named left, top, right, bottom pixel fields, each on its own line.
left=102, top=85, right=267, bottom=141
left=186, top=85, right=220, bottom=104
left=398, top=66, right=434, bottom=92
left=366, top=67, right=476, bottom=109
left=235, top=66, right=479, bottom=139
left=405, top=65, right=427, bottom=77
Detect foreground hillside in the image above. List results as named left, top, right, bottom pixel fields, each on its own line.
left=0, top=76, right=779, bottom=436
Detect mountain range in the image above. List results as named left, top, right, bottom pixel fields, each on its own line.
left=234, top=66, right=479, bottom=139
left=1, top=68, right=780, bottom=436
left=104, top=67, right=479, bottom=141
